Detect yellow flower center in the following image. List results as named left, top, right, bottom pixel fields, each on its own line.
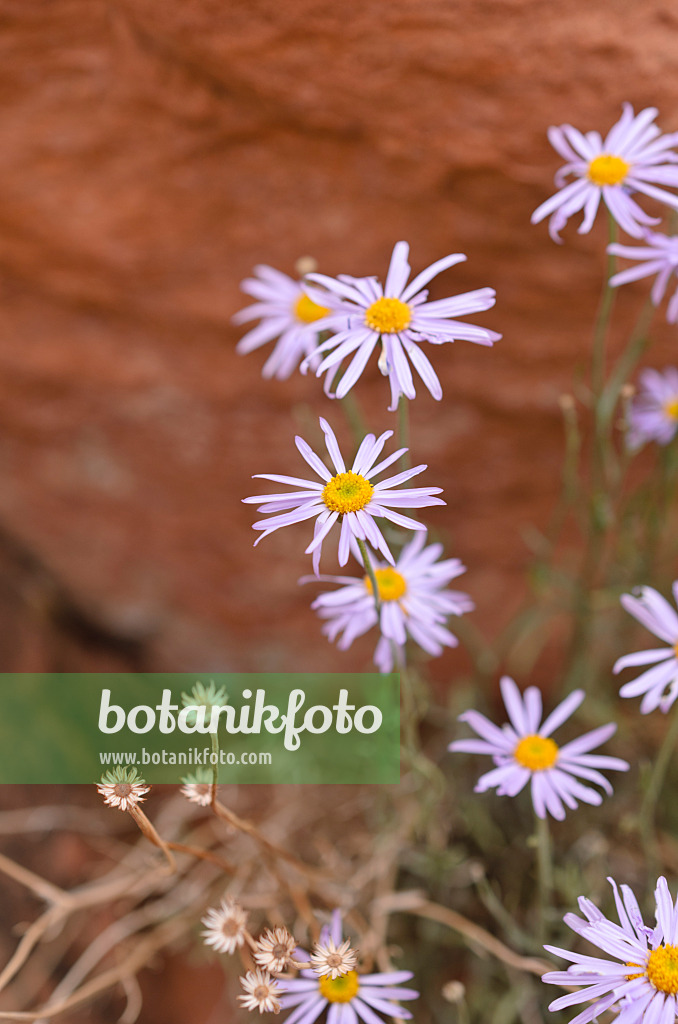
left=514, top=734, right=559, bottom=771
left=294, top=293, right=329, bottom=324
left=587, top=154, right=630, bottom=187
left=364, top=297, right=412, bottom=334
left=645, top=945, right=678, bottom=994
left=322, top=472, right=374, bottom=514
left=364, top=567, right=407, bottom=602
left=664, top=399, right=678, bottom=421
left=319, top=970, right=360, bottom=1003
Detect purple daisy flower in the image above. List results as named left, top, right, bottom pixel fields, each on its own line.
left=305, top=532, right=474, bottom=673
left=243, top=418, right=444, bottom=574
left=614, top=583, right=678, bottom=713
left=302, top=241, right=500, bottom=411
left=543, top=876, right=678, bottom=1024
left=625, top=368, right=678, bottom=450
left=531, top=104, right=678, bottom=242
left=449, top=677, right=629, bottom=820
left=233, top=265, right=330, bottom=379
left=609, top=232, right=678, bottom=323
left=279, top=911, right=419, bottom=1024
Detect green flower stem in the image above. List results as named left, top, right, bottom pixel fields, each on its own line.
left=640, top=709, right=678, bottom=870
left=357, top=537, right=381, bottom=616
left=210, top=731, right=219, bottom=801
left=591, top=216, right=619, bottom=404
left=534, top=813, right=553, bottom=945
left=340, top=389, right=369, bottom=445
left=397, top=395, right=412, bottom=472
left=598, top=296, right=655, bottom=429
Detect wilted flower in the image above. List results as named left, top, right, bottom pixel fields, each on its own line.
left=201, top=898, right=248, bottom=955
left=279, top=911, right=418, bottom=1024
left=543, top=876, right=678, bottom=1024
left=310, top=936, right=358, bottom=980
left=97, top=766, right=150, bottom=812
left=609, top=231, right=678, bottom=322
left=243, top=417, right=444, bottom=574
left=449, top=676, right=629, bottom=820
left=307, top=531, right=473, bottom=672
left=180, top=767, right=213, bottom=807
left=625, top=367, right=678, bottom=450
left=302, top=241, right=500, bottom=410
left=181, top=680, right=228, bottom=727
left=233, top=264, right=329, bottom=379
left=254, top=927, right=298, bottom=974
left=532, top=104, right=678, bottom=241
left=239, top=969, right=282, bottom=1014
left=614, top=583, right=678, bottom=713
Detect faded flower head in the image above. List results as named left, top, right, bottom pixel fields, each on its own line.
left=239, top=968, right=282, bottom=1015
left=232, top=263, right=330, bottom=380
left=449, top=676, right=629, bottom=820
left=180, top=767, right=214, bottom=807
left=625, top=367, right=678, bottom=450
left=532, top=104, right=678, bottom=241
left=181, top=680, right=228, bottom=727
left=96, top=766, right=150, bottom=812
left=543, top=876, right=678, bottom=1024
left=254, top=927, right=297, bottom=974
left=310, top=936, right=359, bottom=980
left=201, top=898, right=248, bottom=955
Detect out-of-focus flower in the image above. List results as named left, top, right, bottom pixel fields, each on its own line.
left=254, top=927, right=298, bottom=975
left=532, top=104, right=678, bottom=241
left=543, top=875, right=678, bottom=1024
left=307, top=532, right=473, bottom=672
left=279, top=911, right=418, bottom=1024
left=614, top=583, right=678, bottom=713
left=302, top=241, right=499, bottom=410
left=609, top=231, right=678, bottom=321
left=310, top=936, right=359, bottom=980
left=625, top=367, right=678, bottom=450
left=233, top=265, right=329, bottom=379
left=239, top=969, right=282, bottom=1014
left=180, top=767, right=213, bottom=807
left=181, top=680, right=228, bottom=727
left=97, top=767, right=150, bottom=812
left=201, top=898, right=248, bottom=955
left=243, top=417, right=444, bottom=574
left=449, top=676, right=629, bottom=820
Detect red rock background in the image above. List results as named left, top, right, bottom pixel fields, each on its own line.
left=2, top=0, right=678, bottom=1019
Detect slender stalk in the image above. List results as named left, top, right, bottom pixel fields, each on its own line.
left=357, top=537, right=381, bottom=616
left=210, top=731, right=219, bottom=802
left=639, top=710, right=678, bottom=870
left=397, top=395, right=412, bottom=471
left=534, top=813, right=553, bottom=945
left=591, top=216, right=618, bottom=403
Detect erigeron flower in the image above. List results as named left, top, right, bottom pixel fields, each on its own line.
left=543, top=876, right=678, bottom=1024
left=614, top=583, right=678, bottom=713
left=625, top=368, right=678, bottom=450
left=233, top=264, right=329, bottom=379
left=254, top=927, right=298, bottom=974
left=180, top=767, right=213, bottom=807
left=96, top=767, right=150, bottom=812
left=609, top=231, right=678, bottom=322
left=279, top=911, right=418, bottom=1024
left=310, top=937, right=358, bottom=980
left=306, top=531, right=473, bottom=673
left=532, top=104, right=678, bottom=241
left=201, top=898, right=248, bottom=955
left=243, top=417, right=444, bottom=574
left=302, top=241, right=500, bottom=411
left=449, top=676, right=629, bottom=820
left=239, top=969, right=282, bottom=1015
